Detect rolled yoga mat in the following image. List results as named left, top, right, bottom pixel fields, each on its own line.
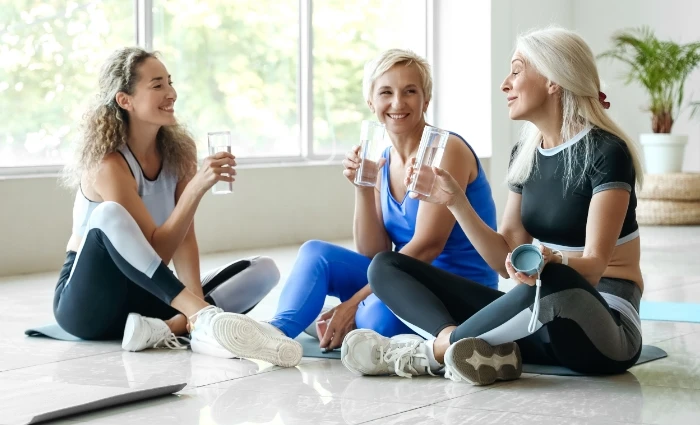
left=5, top=381, right=186, bottom=425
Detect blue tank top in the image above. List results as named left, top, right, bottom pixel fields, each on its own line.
left=380, top=133, right=498, bottom=288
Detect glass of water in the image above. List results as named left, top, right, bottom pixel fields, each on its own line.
left=354, top=120, right=387, bottom=187
left=207, top=131, right=233, bottom=195
left=407, top=126, right=450, bottom=197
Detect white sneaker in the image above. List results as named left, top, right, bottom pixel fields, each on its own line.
left=190, top=306, right=303, bottom=367
left=188, top=306, right=239, bottom=359
left=443, top=337, right=522, bottom=385
left=121, top=313, right=189, bottom=352
left=340, top=329, right=434, bottom=378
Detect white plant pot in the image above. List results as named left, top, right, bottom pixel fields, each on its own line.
left=640, top=133, right=688, bottom=174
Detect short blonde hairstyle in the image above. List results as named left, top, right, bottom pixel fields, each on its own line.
left=362, top=48, right=433, bottom=103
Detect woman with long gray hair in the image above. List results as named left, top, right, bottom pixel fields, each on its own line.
left=340, top=27, right=645, bottom=385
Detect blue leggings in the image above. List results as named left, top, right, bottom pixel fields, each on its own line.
left=269, top=240, right=414, bottom=338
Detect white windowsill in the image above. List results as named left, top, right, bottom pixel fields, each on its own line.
left=0, top=154, right=492, bottom=181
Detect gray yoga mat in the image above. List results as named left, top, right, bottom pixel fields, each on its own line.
left=7, top=382, right=186, bottom=425
left=296, top=333, right=667, bottom=375
left=28, top=324, right=667, bottom=376
left=25, top=323, right=83, bottom=341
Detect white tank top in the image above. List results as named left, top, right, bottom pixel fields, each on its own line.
left=72, top=145, right=179, bottom=237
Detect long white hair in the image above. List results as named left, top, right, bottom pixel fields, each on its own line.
left=507, top=27, right=644, bottom=189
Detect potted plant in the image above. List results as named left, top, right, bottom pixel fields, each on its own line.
left=598, top=27, right=700, bottom=174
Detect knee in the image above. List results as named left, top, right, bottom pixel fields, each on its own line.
left=356, top=296, right=408, bottom=337
left=89, top=201, right=132, bottom=231
left=367, top=251, right=402, bottom=294
left=247, top=256, right=281, bottom=290
left=298, top=240, right=343, bottom=259
left=540, top=263, right=585, bottom=289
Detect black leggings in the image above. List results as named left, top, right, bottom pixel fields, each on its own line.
left=54, top=202, right=279, bottom=340
left=368, top=252, right=643, bottom=374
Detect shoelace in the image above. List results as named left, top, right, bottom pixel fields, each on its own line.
left=527, top=271, right=542, bottom=333
left=188, top=305, right=221, bottom=332
left=154, top=333, right=191, bottom=350
left=379, top=340, right=437, bottom=379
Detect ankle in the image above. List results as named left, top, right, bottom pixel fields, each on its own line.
left=434, top=327, right=456, bottom=364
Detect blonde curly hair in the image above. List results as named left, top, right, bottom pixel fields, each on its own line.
left=63, top=47, right=196, bottom=187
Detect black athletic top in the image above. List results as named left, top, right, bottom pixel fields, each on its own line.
left=508, top=127, right=639, bottom=251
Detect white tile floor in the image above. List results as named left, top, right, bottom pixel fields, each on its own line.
left=2, top=228, right=700, bottom=424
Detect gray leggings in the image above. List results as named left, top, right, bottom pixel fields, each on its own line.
left=369, top=252, right=642, bottom=374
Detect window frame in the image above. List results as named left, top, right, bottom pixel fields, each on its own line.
left=0, top=0, right=433, bottom=176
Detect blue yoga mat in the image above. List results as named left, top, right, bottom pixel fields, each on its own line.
left=640, top=301, right=700, bottom=323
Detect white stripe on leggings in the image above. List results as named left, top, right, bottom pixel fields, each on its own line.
left=67, top=202, right=162, bottom=285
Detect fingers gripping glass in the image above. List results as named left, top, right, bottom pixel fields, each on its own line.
left=407, top=126, right=449, bottom=196
left=354, top=120, right=387, bottom=187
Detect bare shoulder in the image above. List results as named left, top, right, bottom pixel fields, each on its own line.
left=93, top=152, right=136, bottom=194
left=443, top=134, right=478, bottom=182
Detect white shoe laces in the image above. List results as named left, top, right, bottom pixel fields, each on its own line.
left=379, top=340, right=437, bottom=379
left=154, top=333, right=190, bottom=350
left=188, top=305, right=221, bottom=332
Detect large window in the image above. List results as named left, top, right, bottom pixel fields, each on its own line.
left=313, top=0, right=426, bottom=158
left=1, top=0, right=429, bottom=170
left=0, top=1, right=134, bottom=167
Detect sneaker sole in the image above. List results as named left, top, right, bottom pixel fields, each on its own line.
left=121, top=313, right=145, bottom=352
left=211, top=314, right=302, bottom=367
left=340, top=330, right=378, bottom=375
left=444, top=338, right=522, bottom=385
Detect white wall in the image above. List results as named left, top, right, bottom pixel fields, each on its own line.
left=574, top=0, right=700, bottom=172
left=0, top=164, right=355, bottom=276
left=432, top=0, right=492, bottom=158
left=489, top=0, right=575, bottom=219
left=0, top=160, right=489, bottom=277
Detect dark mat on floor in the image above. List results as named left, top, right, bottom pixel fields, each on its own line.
left=522, top=345, right=667, bottom=376
left=25, top=323, right=83, bottom=341
left=27, top=324, right=667, bottom=376
left=6, top=382, right=186, bottom=425
left=296, top=333, right=341, bottom=359
left=297, top=333, right=667, bottom=375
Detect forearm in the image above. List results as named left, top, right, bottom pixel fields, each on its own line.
left=551, top=255, right=605, bottom=286
left=353, top=187, right=389, bottom=256
left=152, top=185, right=203, bottom=263
left=397, top=240, right=443, bottom=264
left=448, top=196, right=513, bottom=276
left=348, top=283, right=372, bottom=306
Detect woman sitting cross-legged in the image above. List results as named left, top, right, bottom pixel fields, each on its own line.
left=54, top=47, right=280, bottom=359
left=340, top=27, right=645, bottom=384
left=209, top=48, right=499, bottom=367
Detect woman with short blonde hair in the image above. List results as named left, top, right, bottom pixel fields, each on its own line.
left=219, top=48, right=499, bottom=367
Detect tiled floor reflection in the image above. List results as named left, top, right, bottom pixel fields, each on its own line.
left=2, top=227, right=700, bottom=424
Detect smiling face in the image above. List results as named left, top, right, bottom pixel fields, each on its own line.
left=367, top=63, right=430, bottom=135
left=500, top=52, right=553, bottom=121
left=117, top=57, right=177, bottom=126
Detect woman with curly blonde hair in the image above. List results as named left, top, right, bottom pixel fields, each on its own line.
left=53, top=47, right=289, bottom=362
